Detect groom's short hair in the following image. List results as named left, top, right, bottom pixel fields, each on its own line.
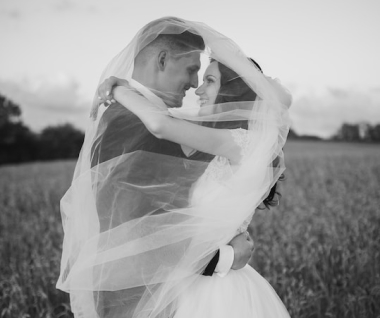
left=136, top=17, right=205, bottom=61
left=152, top=32, right=205, bottom=56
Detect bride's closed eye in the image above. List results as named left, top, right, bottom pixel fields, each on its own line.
left=205, top=76, right=216, bottom=84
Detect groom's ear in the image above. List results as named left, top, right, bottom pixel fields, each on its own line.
left=157, top=51, right=168, bottom=71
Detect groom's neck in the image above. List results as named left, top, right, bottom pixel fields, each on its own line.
left=132, top=68, right=171, bottom=108
left=132, top=68, right=153, bottom=88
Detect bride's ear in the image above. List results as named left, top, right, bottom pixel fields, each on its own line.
left=157, top=51, right=168, bottom=71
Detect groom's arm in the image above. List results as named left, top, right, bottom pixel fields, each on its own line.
left=202, top=250, right=220, bottom=276
left=202, top=231, right=254, bottom=276
left=214, top=245, right=234, bottom=277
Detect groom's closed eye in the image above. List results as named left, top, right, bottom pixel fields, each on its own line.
left=188, top=66, right=200, bottom=75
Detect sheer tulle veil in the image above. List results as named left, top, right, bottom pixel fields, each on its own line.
left=56, top=17, right=291, bottom=317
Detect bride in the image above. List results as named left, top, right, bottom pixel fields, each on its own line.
left=104, top=59, right=291, bottom=318
left=57, top=17, right=291, bottom=318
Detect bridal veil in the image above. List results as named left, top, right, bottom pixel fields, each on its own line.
left=56, top=17, right=291, bottom=317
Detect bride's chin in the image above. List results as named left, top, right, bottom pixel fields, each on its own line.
left=198, top=104, right=214, bottom=116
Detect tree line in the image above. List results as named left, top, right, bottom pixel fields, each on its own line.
left=288, top=123, right=380, bottom=143
left=333, top=123, right=380, bottom=142
left=289, top=123, right=380, bottom=142
left=1, top=93, right=379, bottom=165
left=0, top=94, right=84, bottom=165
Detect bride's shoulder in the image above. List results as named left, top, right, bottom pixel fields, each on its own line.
left=229, top=128, right=252, bottom=145
left=229, top=128, right=253, bottom=159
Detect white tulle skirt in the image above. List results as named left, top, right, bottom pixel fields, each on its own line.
left=174, top=265, right=290, bottom=318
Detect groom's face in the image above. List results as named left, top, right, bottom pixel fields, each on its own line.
left=157, top=52, right=201, bottom=108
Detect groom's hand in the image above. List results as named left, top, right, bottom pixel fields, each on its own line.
left=228, top=231, right=254, bottom=270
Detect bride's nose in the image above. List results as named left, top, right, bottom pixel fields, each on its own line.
left=195, top=83, right=204, bottom=96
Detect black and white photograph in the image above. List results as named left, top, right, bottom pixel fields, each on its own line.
left=1, top=1, right=379, bottom=317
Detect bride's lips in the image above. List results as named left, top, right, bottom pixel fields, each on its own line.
left=198, top=99, right=208, bottom=106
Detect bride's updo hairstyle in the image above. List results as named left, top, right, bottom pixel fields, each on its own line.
left=215, top=59, right=260, bottom=105
left=212, top=58, right=283, bottom=209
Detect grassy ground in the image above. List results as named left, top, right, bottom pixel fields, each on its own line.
left=251, top=141, right=380, bottom=317
left=1, top=141, right=379, bottom=317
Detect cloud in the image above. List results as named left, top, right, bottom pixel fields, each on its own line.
left=54, top=0, right=75, bottom=11
left=0, top=74, right=91, bottom=131
left=328, top=87, right=349, bottom=99
left=290, top=87, right=380, bottom=138
left=0, top=9, right=21, bottom=19
left=370, top=86, right=380, bottom=94
left=52, top=0, right=97, bottom=13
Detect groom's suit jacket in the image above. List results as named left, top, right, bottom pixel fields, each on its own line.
left=91, top=101, right=219, bottom=275
left=90, top=101, right=219, bottom=317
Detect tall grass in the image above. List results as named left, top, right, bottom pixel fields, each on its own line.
left=251, top=141, right=380, bottom=317
left=1, top=141, right=379, bottom=317
left=0, top=161, right=75, bottom=318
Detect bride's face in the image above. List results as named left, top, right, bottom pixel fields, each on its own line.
left=195, top=61, right=221, bottom=107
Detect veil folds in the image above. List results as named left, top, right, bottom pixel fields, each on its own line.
left=57, top=17, right=291, bottom=318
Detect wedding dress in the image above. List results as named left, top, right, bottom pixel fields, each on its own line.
left=174, top=128, right=290, bottom=318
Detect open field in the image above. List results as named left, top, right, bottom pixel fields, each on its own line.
left=1, top=141, right=379, bottom=318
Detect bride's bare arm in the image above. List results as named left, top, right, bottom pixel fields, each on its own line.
left=113, top=86, right=243, bottom=164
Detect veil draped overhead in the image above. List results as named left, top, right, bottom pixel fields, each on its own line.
left=57, top=17, right=290, bottom=317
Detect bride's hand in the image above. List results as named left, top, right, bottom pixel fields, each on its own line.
left=96, top=76, right=130, bottom=107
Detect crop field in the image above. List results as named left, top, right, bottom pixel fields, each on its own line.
left=1, top=141, right=379, bottom=318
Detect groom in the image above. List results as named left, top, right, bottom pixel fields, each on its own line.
left=91, top=17, right=254, bottom=316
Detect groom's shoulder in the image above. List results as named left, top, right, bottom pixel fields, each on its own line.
left=100, top=102, right=146, bottom=133
left=97, top=102, right=185, bottom=157
left=101, top=102, right=134, bottom=124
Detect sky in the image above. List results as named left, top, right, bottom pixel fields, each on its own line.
left=0, top=0, right=379, bottom=138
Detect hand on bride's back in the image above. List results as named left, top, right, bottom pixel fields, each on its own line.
left=229, top=232, right=254, bottom=270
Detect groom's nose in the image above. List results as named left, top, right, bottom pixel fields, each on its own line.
left=190, top=74, right=198, bottom=88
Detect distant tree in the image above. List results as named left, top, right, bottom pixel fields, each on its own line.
left=0, top=93, right=37, bottom=164
left=0, top=94, right=22, bottom=126
left=367, top=124, right=380, bottom=142
left=38, top=124, right=84, bottom=160
left=0, top=122, right=37, bottom=163
left=0, top=93, right=86, bottom=165
left=334, top=123, right=361, bottom=142
left=298, top=134, right=323, bottom=141
left=287, top=128, right=323, bottom=141
left=333, top=122, right=380, bottom=143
